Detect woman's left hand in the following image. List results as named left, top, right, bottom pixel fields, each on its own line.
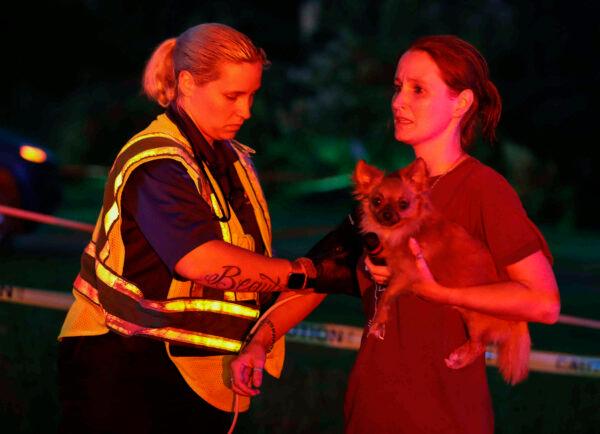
left=229, top=341, right=266, bottom=397
left=408, top=237, right=443, bottom=299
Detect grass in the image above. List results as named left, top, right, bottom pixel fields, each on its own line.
left=0, top=178, right=599, bottom=433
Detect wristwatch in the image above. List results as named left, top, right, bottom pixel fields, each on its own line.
left=287, top=271, right=308, bottom=290
left=287, top=257, right=317, bottom=290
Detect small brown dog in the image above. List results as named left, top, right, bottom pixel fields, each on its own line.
left=353, top=158, right=530, bottom=385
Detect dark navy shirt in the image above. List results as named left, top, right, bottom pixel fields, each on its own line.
left=119, top=107, right=266, bottom=300
left=120, top=159, right=221, bottom=299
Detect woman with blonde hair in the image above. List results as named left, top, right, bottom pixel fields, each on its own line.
left=57, top=23, right=327, bottom=434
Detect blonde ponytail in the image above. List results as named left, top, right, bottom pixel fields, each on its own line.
left=142, top=38, right=177, bottom=107
left=141, top=24, right=269, bottom=108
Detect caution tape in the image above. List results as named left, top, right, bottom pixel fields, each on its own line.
left=287, top=321, right=600, bottom=378
left=485, top=347, right=600, bottom=377
left=0, top=204, right=94, bottom=233
left=0, top=284, right=74, bottom=311
left=1, top=285, right=599, bottom=378
left=288, top=321, right=364, bottom=351
left=556, top=314, right=600, bottom=330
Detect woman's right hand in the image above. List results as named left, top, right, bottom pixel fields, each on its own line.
left=304, top=214, right=364, bottom=295
left=230, top=341, right=266, bottom=397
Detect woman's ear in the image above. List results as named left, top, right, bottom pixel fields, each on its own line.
left=454, top=88, right=474, bottom=118
left=178, top=70, right=195, bottom=98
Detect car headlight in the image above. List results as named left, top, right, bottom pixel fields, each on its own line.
left=19, top=144, right=48, bottom=164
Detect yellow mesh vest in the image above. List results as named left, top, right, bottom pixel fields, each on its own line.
left=59, top=113, right=284, bottom=412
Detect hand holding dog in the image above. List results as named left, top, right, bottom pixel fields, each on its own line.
left=366, top=237, right=445, bottom=301
left=407, top=237, right=445, bottom=302
left=364, top=255, right=392, bottom=286
left=363, top=237, right=438, bottom=291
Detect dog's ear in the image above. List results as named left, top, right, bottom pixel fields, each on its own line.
left=404, top=158, right=429, bottom=189
left=353, top=160, right=384, bottom=195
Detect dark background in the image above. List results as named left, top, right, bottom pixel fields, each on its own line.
left=1, top=2, right=599, bottom=433
left=1, top=0, right=599, bottom=228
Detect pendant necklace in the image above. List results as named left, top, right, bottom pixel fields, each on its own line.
left=430, top=153, right=468, bottom=191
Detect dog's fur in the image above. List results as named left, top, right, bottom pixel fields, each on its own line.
left=353, top=158, right=530, bottom=385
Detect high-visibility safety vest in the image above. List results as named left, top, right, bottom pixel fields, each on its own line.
left=59, top=114, right=284, bottom=412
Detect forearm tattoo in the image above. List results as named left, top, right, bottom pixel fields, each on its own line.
left=262, top=318, right=276, bottom=353
left=202, top=265, right=283, bottom=292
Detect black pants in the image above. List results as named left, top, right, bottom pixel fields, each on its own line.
left=58, top=333, right=233, bottom=434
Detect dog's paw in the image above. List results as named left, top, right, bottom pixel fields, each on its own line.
left=444, top=353, right=463, bottom=369
left=445, top=341, right=485, bottom=369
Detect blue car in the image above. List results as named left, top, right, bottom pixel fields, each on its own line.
left=0, top=129, right=62, bottom=244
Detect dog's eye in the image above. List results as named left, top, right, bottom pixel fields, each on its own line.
left=371, top=196, right=382, bottom=207
left=399, top=200, right=409, bottom=210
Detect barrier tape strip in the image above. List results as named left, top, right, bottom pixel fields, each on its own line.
left=556, top=314, right=600, bottom=330
left=0, top=202, right=332, bottom=240
left=0, top=285, right=75, bottom=311
left=1, top=285, right=598, bottom=378
left=485, top=347, right=600, bottom=377
left=287, top=322, right=600, bottom=378
left=0, top=204, right=94, bottom=233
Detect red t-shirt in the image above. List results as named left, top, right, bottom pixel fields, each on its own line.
left=344, top=156, right=551, bottom=434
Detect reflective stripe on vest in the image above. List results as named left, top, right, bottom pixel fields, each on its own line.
left=73, top=133, right=266, bottom=353
left=105, top=314, right=244, bottom=352
left=75, top=249, right=259, bottom=320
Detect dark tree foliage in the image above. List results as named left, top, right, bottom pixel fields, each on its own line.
left=0, top=0, right=598, bottom=228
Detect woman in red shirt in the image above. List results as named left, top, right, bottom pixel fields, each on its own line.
left=345, top=35, right=560, bottom=434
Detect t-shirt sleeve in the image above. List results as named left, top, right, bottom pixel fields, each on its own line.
left=477, top=170, right=552, bottom=267
left=121, top=159, right=221, bottom=273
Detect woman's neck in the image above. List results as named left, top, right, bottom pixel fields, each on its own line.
left=175, top=101, right=215, bottom=148
left=413, top=136, right=465, bottom=177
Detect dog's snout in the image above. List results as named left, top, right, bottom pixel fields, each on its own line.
left=377, top=205, right=399, bottom=226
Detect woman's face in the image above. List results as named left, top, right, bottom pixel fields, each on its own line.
left=183, top=61, right=263, bottom=145
left=391, top=50, right=460, bottom=147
